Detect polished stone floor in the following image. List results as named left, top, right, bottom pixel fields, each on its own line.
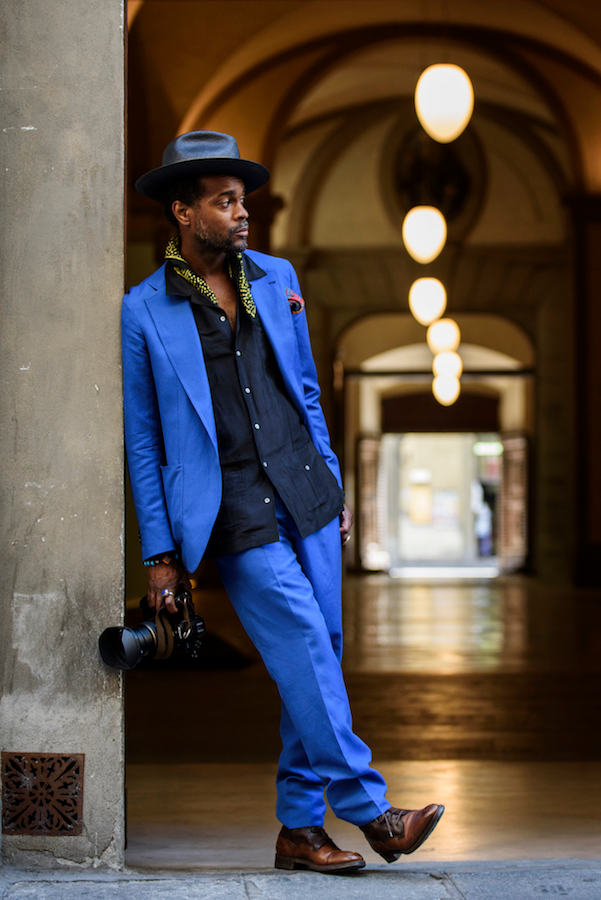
left=125, top=574, right=601, bottom=867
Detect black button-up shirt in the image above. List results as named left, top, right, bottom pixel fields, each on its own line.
left=165, top=258, right=343, bottom=557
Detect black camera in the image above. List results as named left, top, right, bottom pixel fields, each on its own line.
left=98, top=590, right=205, bottom=670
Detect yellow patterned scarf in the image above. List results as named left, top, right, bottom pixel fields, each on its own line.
left=164, top=235, right=257, bottom=318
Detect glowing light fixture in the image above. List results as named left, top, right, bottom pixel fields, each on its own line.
left=426, top=317, right=461, bottom=354
left=402, top=206, right=447, bottom=263
left=433, top=374, right=461, bottom=406
left=433, top=350, right=463, bottom=378
left=408, top=278, right=447, bottom=325
left=415, top=64, right=474, bottom=143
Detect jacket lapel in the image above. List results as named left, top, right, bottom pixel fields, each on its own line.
left=144, top=273, right=218, bottom=453
left=248, top=266, right=306, bottom=416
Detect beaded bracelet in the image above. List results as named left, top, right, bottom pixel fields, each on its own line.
left=143, top=551, right=179, bottom=568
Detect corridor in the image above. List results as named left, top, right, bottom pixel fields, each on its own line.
left=125, top=574, right=601, bottom=869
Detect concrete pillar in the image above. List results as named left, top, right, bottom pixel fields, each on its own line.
left=0, top=0, right=126, bottom=868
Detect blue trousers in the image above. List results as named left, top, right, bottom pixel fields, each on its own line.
left=215, top=499, right=389, bottom=827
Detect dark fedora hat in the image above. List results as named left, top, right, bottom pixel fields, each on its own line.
left=135, top=131, right=270, bottom=200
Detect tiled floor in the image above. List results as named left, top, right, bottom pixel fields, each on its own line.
left=125, top=574, right=601, bottom=867
left=126, top=759, right=601, bottom=868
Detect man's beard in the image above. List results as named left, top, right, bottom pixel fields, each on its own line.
left=193, top=223, right=248, bottom=253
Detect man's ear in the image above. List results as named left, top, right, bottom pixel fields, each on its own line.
left=172, top=200, right=191, bottom=229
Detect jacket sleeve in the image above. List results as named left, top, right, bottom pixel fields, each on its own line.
left=285, top=262, right=343, bottom=488
left=121, top=293, right=176, bottom=560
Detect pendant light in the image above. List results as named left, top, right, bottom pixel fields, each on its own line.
left=402, top=206, right=447, bottom=263
left=432, top=350, right=463, bottom=378
left=415, top=64, right=474, bottom=143
left=432, top=374, right=461, bottom=406
left=426, top=317, right=461, bottom=354
left=408, top=278, right=447, bottom=325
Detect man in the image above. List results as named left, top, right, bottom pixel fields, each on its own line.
left=123, top=131, right=444, bottom=873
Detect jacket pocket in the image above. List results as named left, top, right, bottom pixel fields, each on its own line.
left=160, top=464, right=183, bottom=544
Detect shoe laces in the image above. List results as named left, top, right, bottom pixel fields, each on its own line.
left=381, top=807, right=410, bottom=838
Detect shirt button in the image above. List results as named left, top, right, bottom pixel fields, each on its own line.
left=254, top=423, right=260, bottom=430
left=304, top=464, right=311, bottom=470
left=219, top=315, right=226, bottom=322
left=244, top=387, right=251, bottom=394
left=235, top=350, right=241, bottom=357
left=262, top=461, right=268, bottom=468
left=264, top=497, right=271, bottom=504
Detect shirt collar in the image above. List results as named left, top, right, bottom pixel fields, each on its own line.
left=164, top=262, right=197, bottom=299
left=164, top=247, right=266, bottom=300
left=242, top=254, right=266, bottom=282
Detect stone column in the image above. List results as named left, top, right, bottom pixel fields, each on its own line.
left=0, top=0, right=126, bottom=867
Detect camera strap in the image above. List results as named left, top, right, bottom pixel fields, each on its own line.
left=154, top=605, right=175, bottom=659
left=154, top=595, right=194, bottom=659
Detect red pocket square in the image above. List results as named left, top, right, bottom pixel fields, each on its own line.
left=286, top=288, right=305, bottom=313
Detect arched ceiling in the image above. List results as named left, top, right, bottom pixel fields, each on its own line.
left=176, top=1, right=601, bottom=126
left=265, top=36, right=569, bottom=249
left=126, top=0, right=585, bottom=359
left=126, top=1, right=570, bottom=452
left=128, top=0, right=601, bottom=202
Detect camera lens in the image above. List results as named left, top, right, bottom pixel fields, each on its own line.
left=98, top=622, right=157, bottom=670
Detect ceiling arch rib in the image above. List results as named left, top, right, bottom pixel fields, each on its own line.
left=516, top=46, right=601, bottom=191
left=282, top=102, right=395, bottom=246
left=190, top=43, right=333, bottom=163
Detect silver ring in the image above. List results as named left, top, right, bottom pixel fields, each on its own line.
left=161, top=589, right=175, bottom=597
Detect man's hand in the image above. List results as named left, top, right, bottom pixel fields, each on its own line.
left=146, top=560, right=191, bottom=613
left=339, top=503, right=353, bottom=546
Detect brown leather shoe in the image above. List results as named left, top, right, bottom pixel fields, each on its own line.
left=360, top=804, right=445, bottom=863
left=275, top=825, right=366, bottom=873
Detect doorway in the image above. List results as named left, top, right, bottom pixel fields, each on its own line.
left=338, top=314, right=534, bottom=575
left=380, top=432, right=502, bottom=574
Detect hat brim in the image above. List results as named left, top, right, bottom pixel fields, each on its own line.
left=135, top=157, right=270, bottom=201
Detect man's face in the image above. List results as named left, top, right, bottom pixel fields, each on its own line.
left=183, top=175, right=249, bottom=252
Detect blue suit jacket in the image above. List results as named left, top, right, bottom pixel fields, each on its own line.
left=122, top=250, right=342, bottom=573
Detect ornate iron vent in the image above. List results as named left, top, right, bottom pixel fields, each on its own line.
left=1, top=752, right=84, bottom=836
